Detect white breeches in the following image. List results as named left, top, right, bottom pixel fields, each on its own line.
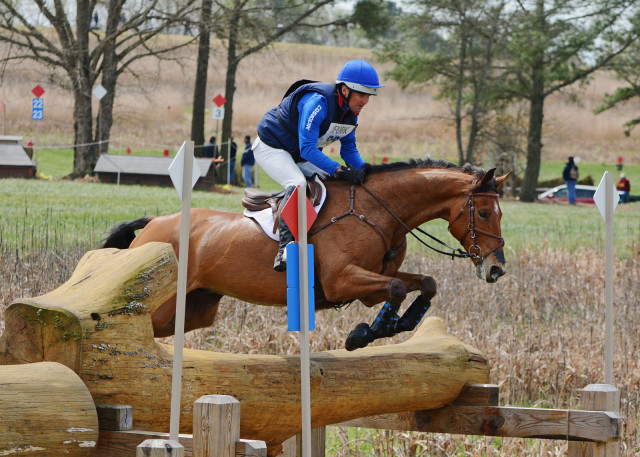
left=253, top=136, right=329, bottom=189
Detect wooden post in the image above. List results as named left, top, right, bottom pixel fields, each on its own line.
left=297, top=428, right=325, bottom=457
left=193, top=395, right=240, bottom=457
left=97, top=404, right=133, bottom=431
left=567, top=384, right=620, bottom=457
left=280, top=436, right=296, bottom=457
left=137, top=439, right=184, bottom=457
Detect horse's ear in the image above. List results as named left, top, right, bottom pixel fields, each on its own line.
left=479, top=168, right=496, bottom=187
left=495, top=171, right=511, bottom=189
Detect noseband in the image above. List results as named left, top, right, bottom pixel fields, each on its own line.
left=447, top=192, right=505, bottom=261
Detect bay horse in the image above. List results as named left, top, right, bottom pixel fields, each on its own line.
left=103, top=159, right=508, bottom=350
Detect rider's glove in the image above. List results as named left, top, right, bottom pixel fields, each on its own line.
left=335, top=166, right=365, bottom=184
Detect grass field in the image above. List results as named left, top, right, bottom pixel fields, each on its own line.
left=35, top=145, right=640, bottom=185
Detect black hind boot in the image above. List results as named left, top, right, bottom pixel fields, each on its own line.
left=345, top=301, right=401, bottom=351
left=273, top=186, right=297, bottom=272
left=395, top=294, right=431, bottom=333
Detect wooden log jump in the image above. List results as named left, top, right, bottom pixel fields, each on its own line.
left=0, top=243, right=489, bottom=456
left=0, top=362, right=99, bottom=456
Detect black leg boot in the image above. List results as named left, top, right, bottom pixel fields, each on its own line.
left=368, top=302, right=401, bottom=339
left=394, top=294, right=431, bottom=333
left=273, top=186, right=297, bottom=272
left=345, top=301, right=401, bottom=351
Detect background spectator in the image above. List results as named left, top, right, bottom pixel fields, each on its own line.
left=241, top=135, right=255, bottom=188
left=202, top=136, right=219, bottom=159
left=562, top=156, right=579, bottom=205
left=617, top=173, right=630, bottom=203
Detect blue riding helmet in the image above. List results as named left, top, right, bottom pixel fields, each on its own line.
left=336, top=59, right=385, bottom=96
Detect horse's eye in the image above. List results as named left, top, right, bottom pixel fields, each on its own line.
left=478, top=209, right=490, bottom=219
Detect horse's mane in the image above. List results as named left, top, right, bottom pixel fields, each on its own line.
left=362, top=158, right=484, bottom=177
left=358, top=158, right=496, bottom=192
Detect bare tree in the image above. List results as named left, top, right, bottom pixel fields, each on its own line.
left=0, top=0, right=197, bottom=177
left=189, top=0, right=344, bottom=183
left=191, top=0, right=213, bottom=151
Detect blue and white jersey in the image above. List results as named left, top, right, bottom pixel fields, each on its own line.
left=257, top=81, right=365, bottom=175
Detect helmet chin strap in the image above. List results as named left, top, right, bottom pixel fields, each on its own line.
left=339, top=84, right=353, bottom=111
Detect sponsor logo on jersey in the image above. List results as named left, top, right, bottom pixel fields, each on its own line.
left=306, top=105, right=322, bottom=131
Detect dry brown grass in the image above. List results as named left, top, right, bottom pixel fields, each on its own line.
left=2, top=38, right=639, bottom=163
left=2, top=244, right=638, bottom=456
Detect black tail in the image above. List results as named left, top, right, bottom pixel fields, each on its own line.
left=102, top=216, right=152, bottom=249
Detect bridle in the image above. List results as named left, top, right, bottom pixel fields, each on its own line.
left=446, top=192, right=505, bottom=261
left=309, top=183, right=504, bottom=310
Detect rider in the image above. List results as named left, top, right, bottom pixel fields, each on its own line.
left=253, top=59, right=384, bottom=271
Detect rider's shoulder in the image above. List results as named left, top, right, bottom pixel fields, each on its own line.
left=298, top=91, right=328, bottom=110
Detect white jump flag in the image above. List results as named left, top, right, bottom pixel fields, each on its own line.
left=168, top=141, right=199, bottom=442
left=169, top=143, right=201, bottom=200
left=594, top=171, right=618, bottom=385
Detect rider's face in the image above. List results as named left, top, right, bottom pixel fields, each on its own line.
left=341, top=86, right=370, bottom=115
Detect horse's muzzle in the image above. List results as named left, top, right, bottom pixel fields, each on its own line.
left=476, top=258, right=506, bottom=283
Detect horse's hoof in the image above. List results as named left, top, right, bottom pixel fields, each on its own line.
left=345, top=323, right=373, bottom=351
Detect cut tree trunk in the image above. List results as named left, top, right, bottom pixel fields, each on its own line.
left=0, top=362, right=99, bottom=456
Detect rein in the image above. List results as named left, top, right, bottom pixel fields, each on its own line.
left=311, top=182, right=503, bottom=262
left=310, top=185, right=395, bottom=254
left=359, top=183, right=487, bottom=260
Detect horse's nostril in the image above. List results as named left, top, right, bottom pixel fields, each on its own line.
left=490, top=265, right=504, bottom=280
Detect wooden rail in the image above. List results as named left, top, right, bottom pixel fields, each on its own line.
left=96, top=430, right=266, bottom=457
left=342, top=384, right=620, bottom=444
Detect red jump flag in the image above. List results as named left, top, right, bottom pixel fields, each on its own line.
left=280, top=186, right=317, bottom=242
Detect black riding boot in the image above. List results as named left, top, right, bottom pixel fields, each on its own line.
left=273, top=186, right=297, bottom=272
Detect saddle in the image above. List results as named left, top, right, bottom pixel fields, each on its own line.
left=242, top=177, right=325, bottom=234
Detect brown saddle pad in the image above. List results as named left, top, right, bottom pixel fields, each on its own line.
left=242, top=178, right=325, bottom=233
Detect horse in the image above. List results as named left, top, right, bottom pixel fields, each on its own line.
left=103, top=159, right=508, bottom=350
